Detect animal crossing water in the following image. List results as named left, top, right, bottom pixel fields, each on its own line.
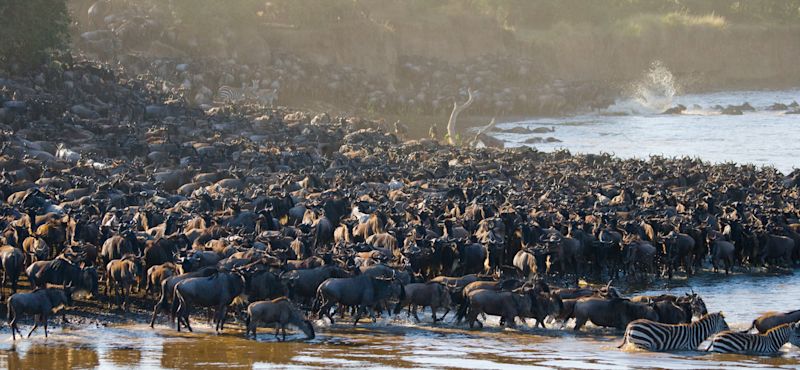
left=2, top=272, right=800, bottom=369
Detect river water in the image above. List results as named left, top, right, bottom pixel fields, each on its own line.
left=1, top=271, right=799, bottom=369
left=492, top=89, right=800, bottom=174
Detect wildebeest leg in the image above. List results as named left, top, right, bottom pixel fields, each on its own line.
left=281, top=324, right=287, bottom=341
left=573, top=315, right=588, bottom=331
left=431, top=306, right=439, bottom=323
left=150, top=301, right=162, bottom=328
left=320, top=302, right=335, bottom=325
left=123, top=284, right=130, bottom=311
left=439, top=307, right=449, bottom=321
left=353, top=306, right=364, bottom=326
left=412, top=304, right=420, bottom=323
left=43, top=314, right=48, bottom=337
left=217, top=305, right=228, bottom=332
left=28, top=314, right=39, bottom=338
left=466, top=309, right=479, bottom=329
left=10, top=308, right=18, bottom=340
left=367, top=306, right=378, bottom=323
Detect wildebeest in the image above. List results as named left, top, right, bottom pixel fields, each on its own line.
left=101, top=230, right=139, bottom=266
left=281, top=265, right=348, bottom=305
left=393, top=281, right=451, bottom=322
left=146, top=262, right=180, bottom=297
left=742, top=309, right=800, bottom=334
left=106, top=254, right=143, bottom=310
left=572, top=297, right=659, bottom=330
left=173, top=270, right=246, bottom=332
left=149, top=266, right=217, bottom=327
left=7, top=288, right=70, bottom=340
left=245, top=297, right=315, bottom=341
left=465, top=289, right=532, bottom=329
left=26, top=255, right=99, bottom=298
left=315, top=274, right=401, bottom=325
left=1, top=245, right=25, bottom=297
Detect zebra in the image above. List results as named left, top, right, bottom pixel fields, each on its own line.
left=619, top=312, right=728, bottom=351
left=253, top=88, right=279, bottom=107
left=216, top=84, right=250, bottom=103
left=708, top=322, right=800, bottom=354
left=216, top=80, right=260, bottom=103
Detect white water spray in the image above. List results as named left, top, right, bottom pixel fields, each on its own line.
left=609, top=60, right=679, bottom=114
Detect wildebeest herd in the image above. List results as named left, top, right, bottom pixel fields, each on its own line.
left=2, top=59, right=800, bottom=355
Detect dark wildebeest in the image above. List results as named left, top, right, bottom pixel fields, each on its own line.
left=393, top=282, right=452, bottom=322
left=173, top=270, right=246, bottom=332
left=149, top=266, right=217, bottom=328
left=465, top=289, right=533, bottom=329
left=1, top=245, right=25, bottom=297
left=572, top=297, right=659, bottom=330
left=529, top=290, right=564, bottom=328
left=708, top=234, right=735, bottom=274
left=245, top=297, right=315, bottom=341
left=106, top=254, right=143, bottom=310
left=7, top=288, right=70, bottom=340
left=743, top=309, right=800, bottom=334
left=281, top=265, right=348, bottom=305
left=26, top=256, right=99, bottom=298
left=756, top=233, right=795, bottom=267
left=315, top=274, right=401, bottom=325
left=662, top=231, right=695, bottom=279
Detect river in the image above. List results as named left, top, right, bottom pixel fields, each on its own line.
left=491, top=89, right=800, bottom=174
left=2, top=270, right=799, bottom=369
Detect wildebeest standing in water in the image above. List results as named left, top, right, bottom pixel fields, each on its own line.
left=245, top=297, right=315, bottom=341
left=7, top=288, right=71, bottom=340
left=173, top=270, right=246, bottom=332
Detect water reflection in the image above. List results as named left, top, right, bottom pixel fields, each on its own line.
left=1, top=272, right=800, bottom=369
left=3, top=344, right=100, bottom=370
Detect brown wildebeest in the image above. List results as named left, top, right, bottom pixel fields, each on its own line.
left=22, top=236, right=49, bottom=266
left=146, top=262, right=180, bottom=297
left=7, top=288, right=70, bottom=340
left=106, top=254, right=143, bottom=310
left=245, top=297, right=315, bottom=341
left=743, top=309, right=800, bottom=334
left=393, top=282, right=451, bottom=322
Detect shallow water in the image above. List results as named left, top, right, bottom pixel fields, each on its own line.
left=2, top=271, right=799, bottom=369
left=493, top=89, right=800, bottom=174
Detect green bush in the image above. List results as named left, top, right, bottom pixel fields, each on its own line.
left=0, top=0, right=70, bottom=73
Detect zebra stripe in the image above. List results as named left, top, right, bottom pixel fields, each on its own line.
left=621, top=312, right=728, bottom=351
left=217, top=85, right=249, bottom=103
left=709, top=323, right=798, bottom=354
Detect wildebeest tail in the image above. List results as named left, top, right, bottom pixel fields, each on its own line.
left=739, top=319, right=756, bottom=333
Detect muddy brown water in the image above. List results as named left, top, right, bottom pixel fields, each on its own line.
left=2, top=271, right=800, bottom=369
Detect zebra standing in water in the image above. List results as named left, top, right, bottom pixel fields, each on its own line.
left=708, top=322, right=800, bottom=354
left=619, top=312, right=729, bottom=351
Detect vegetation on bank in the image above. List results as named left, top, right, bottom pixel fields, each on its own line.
left=0, top=1, right=70, bottom=73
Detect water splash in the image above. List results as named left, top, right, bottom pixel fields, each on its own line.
left=609, top=60, right=680, bottom=114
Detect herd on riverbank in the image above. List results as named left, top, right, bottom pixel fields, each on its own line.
left=2, top=58, right=800, bottom=355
